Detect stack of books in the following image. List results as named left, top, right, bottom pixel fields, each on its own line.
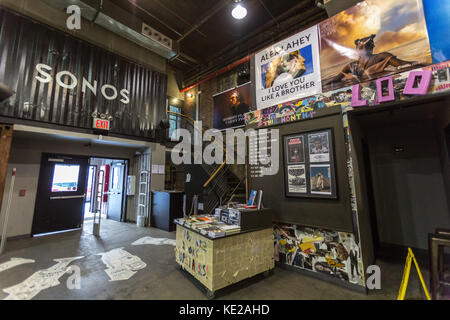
left=206, top=226, right=226, bottom=238
left=173, top=215, right=242, bottom=239
left=219, top=224, right=241, bottom=235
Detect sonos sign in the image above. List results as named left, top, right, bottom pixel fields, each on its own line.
left=35, top=63, right=130, bottom=104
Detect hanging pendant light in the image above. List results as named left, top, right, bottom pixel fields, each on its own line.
left=232, top=0, right=247, bottom=20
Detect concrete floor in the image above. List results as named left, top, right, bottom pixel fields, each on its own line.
left=0, top=219, right=446, bottom=300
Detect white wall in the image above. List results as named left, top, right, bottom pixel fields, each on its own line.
left=0, top=133, right=166, bottom=237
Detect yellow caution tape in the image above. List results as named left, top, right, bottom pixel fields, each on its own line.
left=398, top=248, right=431, bottom=300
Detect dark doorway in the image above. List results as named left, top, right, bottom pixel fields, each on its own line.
left=352, top=101, right=450, bottom=254
left=32, top=153, right=89, bottom=235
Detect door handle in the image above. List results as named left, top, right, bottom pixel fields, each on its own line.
left=50, top=194, right=86, bottom=200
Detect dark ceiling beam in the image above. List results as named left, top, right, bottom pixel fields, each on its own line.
left=258, top=0, right=279, bottom=29
left=152, top=0, right=207, bottom=38
left=126, top=0, right=184, bottom=38
left=177, top=0, right=231, bottom=42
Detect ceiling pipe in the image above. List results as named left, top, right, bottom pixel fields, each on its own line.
left=180, top=55, right=251, bottom=93
left=177, top=0, right=231, bottom=42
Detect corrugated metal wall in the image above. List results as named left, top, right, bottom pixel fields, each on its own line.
left=0, top=9, right=167, bottom=138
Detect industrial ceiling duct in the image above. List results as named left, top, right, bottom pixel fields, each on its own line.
left=41, top=0, right=178, bottom=60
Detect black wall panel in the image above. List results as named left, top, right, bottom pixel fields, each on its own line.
left=0, top=9, right=167, bottom=138
left=248, top=107, right=354, bottom=232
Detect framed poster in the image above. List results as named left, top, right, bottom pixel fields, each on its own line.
left=213, top=82, right=254, bottom=130
left=283, top=128, right=337, bottom=199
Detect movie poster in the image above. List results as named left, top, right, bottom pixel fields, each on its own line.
left=422, top=0, right=450, bottom=63
left=287, top=164, right=307, bottom=194
left=255, top=25, right=322, bottom=109
left=213, top=82, right=254, bottom=130
left=319, top=0, right=432, bottom=93
left=309, top=132, right=330, bottom=163
left=286, top=135, right=305, bottom=164
left=310, top=165, right=332, bottom=195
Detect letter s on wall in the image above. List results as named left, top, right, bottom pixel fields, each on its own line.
left=120, top=89, right=130, bottom=104
left=35, top=64, right=53, bottom=83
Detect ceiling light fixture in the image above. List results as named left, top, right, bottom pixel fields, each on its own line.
left=232, top=0, right=247, bottom=20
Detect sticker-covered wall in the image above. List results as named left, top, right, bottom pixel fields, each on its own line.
left=274, top=224, right=364, bottom=286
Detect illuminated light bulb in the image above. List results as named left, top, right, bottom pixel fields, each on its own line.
left=232, top=4, right=247, bottom=20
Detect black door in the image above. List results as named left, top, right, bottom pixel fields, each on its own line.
left=106, top=161, right=125, bottom=222
left=32, top=153, right=89, bottom=235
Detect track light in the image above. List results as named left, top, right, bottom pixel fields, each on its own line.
left=232, top=0, right=247, bottom=20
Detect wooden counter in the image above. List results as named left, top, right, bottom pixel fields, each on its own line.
left=175, top=224, right=274, bottom=298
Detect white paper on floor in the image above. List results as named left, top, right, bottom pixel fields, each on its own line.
left=97, top=248, right=146, bottom=281
left=0, top=258, right=35, bottom=273
left=2, top=256, right=84, bottom=300
left=131, top=236, right=176, bottom=246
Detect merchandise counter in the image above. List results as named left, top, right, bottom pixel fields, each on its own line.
left=174, top=223, right=274, bottom=298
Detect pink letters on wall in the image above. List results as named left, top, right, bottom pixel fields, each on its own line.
left=351, top=84, right=368, bottom=107
left=376, top=76, right=395, bottom=103
left=403, top=70, right=432, bottom=95
left=351, top=69, right=433, bottom=107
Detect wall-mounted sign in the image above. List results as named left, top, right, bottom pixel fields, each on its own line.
left=93, top=118, right=110, bottom=131
left=254, top=25, right=322, bottom=110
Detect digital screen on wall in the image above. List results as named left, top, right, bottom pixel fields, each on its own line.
left=282, top=128, right=337, bottom=199
left=51, top=164, right=80, bottom=192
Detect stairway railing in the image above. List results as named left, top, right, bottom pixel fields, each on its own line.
left=166, top=110, right=247, bottom=214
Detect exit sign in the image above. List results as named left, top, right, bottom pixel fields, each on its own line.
left=93, top=118, right=110, bottom=131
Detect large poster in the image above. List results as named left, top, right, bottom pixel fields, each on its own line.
left=213, top=82, right=254, bottom=130
left=255, top=25, right=322, bottom=110
left=422, top=0, right=450, bottom=63
left=319, top=0, right=432, bottom=93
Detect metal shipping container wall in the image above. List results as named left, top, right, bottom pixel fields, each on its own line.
left=0, top=9, right=167, bottom=138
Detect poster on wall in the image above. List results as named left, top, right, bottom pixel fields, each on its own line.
left=213, top=82, right=254, bottom=130
left=422, top=0, right=450, bottom=63
left=308, top=131, right=330, bottom=163
left=310, top=164, right=332, bottom=195
left=287, top=165, right=307, bottom=194
left=286, top=135, right=305, bottom=164
left=283, top=129, right=337, bottom=199
left=254, top=25, right=322, bottom=110
left=319, top=0, right=432, bottom=93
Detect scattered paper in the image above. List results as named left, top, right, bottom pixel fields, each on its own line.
left=0, top=258, right=35, bottom=273
left=131, top=236, right=176, bottom=246
left=97, top=248, right=146, bottom=281
left=3, top=256, right=84, bottom=300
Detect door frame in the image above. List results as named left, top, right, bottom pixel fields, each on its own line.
left=89, top=156, right=129, bottom=222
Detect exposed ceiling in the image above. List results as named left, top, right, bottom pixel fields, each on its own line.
left=109, top=0, right=328, bottom=87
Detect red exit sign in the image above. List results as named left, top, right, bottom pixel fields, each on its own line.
left=93, top=118, right=110, bottom=131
